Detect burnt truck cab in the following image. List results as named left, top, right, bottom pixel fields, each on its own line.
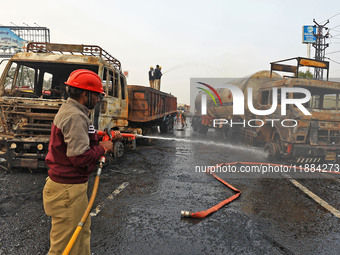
left=256, top=78, right=340, bottom=162
left=0, top=42, right=133, bottom=170
left=253, top=58, right=340, bottom=162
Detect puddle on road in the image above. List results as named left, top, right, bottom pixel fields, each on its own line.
left=239, top=178, right=327, bottom=238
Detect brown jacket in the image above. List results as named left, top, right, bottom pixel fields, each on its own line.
left=45, top=98, right=105, bottom=184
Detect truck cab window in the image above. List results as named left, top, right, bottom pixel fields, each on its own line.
left=4, top=62, right=18, bottom=91
left=309, top=95, right=321, bottom=109
left=17, top=65, right=36, bottom=91
left=323, top=94, right=337, bottom=110
left=43, top=72, right=52, bottom=90
left=102, top=68, right=111, bottom=95
left=120, top=75, right=126, bottom=100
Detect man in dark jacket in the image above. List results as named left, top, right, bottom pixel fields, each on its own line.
left=154, top=64, right=162, bottom=90
left=43, top=69, right=113, bottom=255
left=149, top=66, right=154, bottom=88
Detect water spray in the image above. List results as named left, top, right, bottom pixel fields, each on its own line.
left=136, top=135, right=267, bottom=156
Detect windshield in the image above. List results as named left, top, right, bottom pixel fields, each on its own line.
left=302, top=87, right=340, bottom=110
left=308, top=94, right=339, bottom=110
left=2, top=61, right=99, bottom=99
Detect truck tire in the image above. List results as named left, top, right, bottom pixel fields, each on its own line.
left=139, top=128, right=152, bottom=145
left=160, top=123, right=168, bottom=134
left=192, top=122, right=198, bottom=132
left=198, top=124, right=209, bottom=134
left=191, top=116, right=199, bottom=132
left=113, top=141, right=124, bottom=158
left=264, top=142, right=280, bottom=161
left=222, top=125, right=233, bottom=141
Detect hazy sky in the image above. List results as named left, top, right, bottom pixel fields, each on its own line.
left=1, top=0, right=340, bottom=104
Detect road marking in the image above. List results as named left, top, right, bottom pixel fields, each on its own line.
left=286, top=177, right=340, bottom=219
left=90, top=182, right=129, bottom=217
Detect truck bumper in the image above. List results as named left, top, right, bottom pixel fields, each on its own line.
left=292, top=144, right=340, bottom=162
left=0, top=139, right=48, bottom=170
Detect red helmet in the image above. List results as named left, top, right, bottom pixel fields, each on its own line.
left=65, top=69, right=104, bottom=94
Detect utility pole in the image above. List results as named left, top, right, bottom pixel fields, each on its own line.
left=312, top=19, right=329, bottom=80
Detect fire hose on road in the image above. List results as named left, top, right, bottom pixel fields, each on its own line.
left=181, top=161, right=340, bottom=219
left=181, top=163, right=241, bottom=218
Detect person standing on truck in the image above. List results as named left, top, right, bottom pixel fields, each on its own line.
left=154, top=65, right=162, bottom=90
left=149, top=66, right=154, bottom=89
left=43, top=69, right=113, bottom=255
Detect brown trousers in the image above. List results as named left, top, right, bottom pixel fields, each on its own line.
left=43, top=177, right=91, bottom=255
left=149, top=79, right=155, bottom=89
left=154, top=79, right=161, bottom=90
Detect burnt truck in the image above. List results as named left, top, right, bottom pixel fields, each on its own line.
left=192, top=57, right=340, bottom=162
left=0, top=42, right=177, bottom=170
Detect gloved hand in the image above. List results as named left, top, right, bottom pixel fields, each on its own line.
left=99, top=140, right=114, bottom=153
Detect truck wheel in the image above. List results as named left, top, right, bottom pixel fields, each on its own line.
left=222, top=125, right=233, bottom=141
left=198, top=124, right=209, bottom=134
left=191, top=117, right=198, bottom=132
left=113, top=141, right=124, bottom=158
left=264, top=142, right=280, bottom=161
left=192, top=122, right=198, bottom=132
left=160, top=123, right=168, bottom=134
left=168, top=118, right=174, bottom=131
left=140, top=128, right=152, bottom=145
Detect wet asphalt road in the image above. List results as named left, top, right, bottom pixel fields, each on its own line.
left=0, top=122, right=340, bottom=255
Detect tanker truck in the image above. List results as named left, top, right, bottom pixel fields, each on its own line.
left=192, top=57, right=340, bottom=162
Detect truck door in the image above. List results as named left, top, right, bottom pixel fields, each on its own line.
left=94, top=67, right=128, bottom=130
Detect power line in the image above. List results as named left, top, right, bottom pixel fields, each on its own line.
left=323, top=12, right=340, bottom=23
left=329, top=12, right=340, bottom=20
left=330, top=68, right=340, bottom=73
left=327, top=50, right=340, bottom=54
left=330, top=33, right=340, bottom=38
left=326, top=57, right=340, bottom=65
left=330, top=24, right=340, bottom=30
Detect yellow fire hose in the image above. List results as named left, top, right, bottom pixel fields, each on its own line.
left=62, top=156, right=106, bottom=255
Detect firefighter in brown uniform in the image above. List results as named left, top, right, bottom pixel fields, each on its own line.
left=149, top=66, right=154, bottom=88
left=43, top=69, right=113, bottom=255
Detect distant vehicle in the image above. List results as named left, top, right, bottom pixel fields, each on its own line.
left=192, top=57, right=340, bottom=163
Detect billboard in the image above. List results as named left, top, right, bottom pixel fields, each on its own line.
left=302, top=25, right=316, bottom=44
left=0, top=27, right=27, bottom=53
left=0, top=26, right=50, bottom=58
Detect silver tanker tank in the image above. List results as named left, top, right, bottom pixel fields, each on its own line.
left=194, top=70, right=282, bottom=118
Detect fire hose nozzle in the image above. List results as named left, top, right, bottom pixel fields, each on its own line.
left=181, top=210, right=192, bottom=218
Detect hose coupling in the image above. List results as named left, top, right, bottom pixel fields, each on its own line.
left=181, top=210, right=192, bottom=218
